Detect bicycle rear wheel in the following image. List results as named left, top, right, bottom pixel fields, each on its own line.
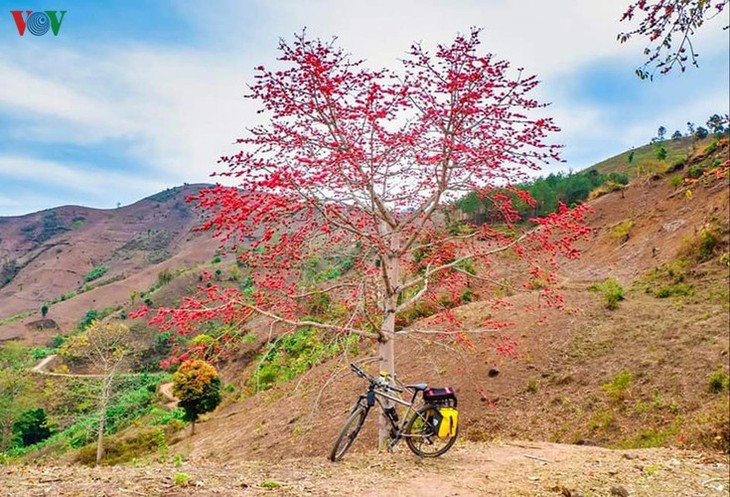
left=329, top=405, right=368, bottom=461
left=404, top=406, right=457, bottom=457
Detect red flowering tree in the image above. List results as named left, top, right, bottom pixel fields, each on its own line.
left=137, top=29, right=590, bottom=442
left=619, top=0, right=729, bottom=79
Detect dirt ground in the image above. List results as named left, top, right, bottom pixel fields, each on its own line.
left=2, top=441, right=728, bottom=497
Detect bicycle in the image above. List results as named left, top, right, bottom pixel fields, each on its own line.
left=329, top=363, right=459, bottom=462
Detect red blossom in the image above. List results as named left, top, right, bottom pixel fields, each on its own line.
left=142, top=29, right=590, bottom=366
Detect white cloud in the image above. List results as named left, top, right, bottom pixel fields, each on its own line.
left=0, top=154, right=170, bottom=202
left=0, top=0, right=727, bottom=216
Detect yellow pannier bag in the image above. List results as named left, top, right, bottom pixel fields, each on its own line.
left=437, top=407, right=458, bottom=438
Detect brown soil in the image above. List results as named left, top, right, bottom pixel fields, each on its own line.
left=171, top=165, right=729, bottom=463
left=2, top=442, right=727, bottom=496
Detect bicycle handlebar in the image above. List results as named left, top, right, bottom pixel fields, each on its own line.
left=349, top=363, right=403, bottom=393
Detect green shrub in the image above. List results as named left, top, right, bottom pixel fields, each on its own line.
left=157, top=269, right=174, bottom=286
left=698, top=229, right=719, bottom=261
left=76, top=429, right=168, bottom=466
left=687, top=164, right=706, bottom=179
left=601, top=370, right=633, bottom=400
left=708, top=369, right=730, bottom=394
left=174, top=473, right=192, bottom=487
left=251, top=329, right=355, bottom=392
left=83, top=265, right=108, bottom=282
left=12, top=408, right=52, bottom=447
left=654, top=283, right=692, bottom=298
left=610, top=220, right=634, bottom=243
left=589, top=278, right=625, bottom=310
left=669, top=176, right=683, bottom=189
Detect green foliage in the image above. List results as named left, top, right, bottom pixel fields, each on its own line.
left=30, top=348, right=54, bottom=360
left=589, top=278, right=625, bottom=310
left=635, top=259, right=694, bottom=300
left=6, top=373, right=167, bottom=458
left=12, top=408, right=51, bottom=447
left=708, top=369, right=730, bottom=394
left=610, top=220, right=634, bottom=243
left=83, top=265, right=108, bottom=283
left=669, top=175, right=683, bottom=189
left=76, top=428, right=168, bottom=466
left=74, top=307, right=120, bottom=333
left=601, top=370, right=633, bottom=401
left=40, top=304, right=49, bottom=318
left=172, top=360, right=222, bottom=424
left=694, top=127, right=709, bottom=140
left=157, top=269, right=174, bottom=286
left=0, top=341, right=33, bottom=370
left=49, top=334, right=66, bottom=349
left=252, top=329, right=355, bottom=392
left=654, top=283, right=692, bottom=298
left=656, top=145, right=667, bottom=161
left=211, top=256, right=221, bottom=264
left=149, top=407, right=186, bottom=427
left=680, top=227, right=721, bottom=262
left=617, top=424, right=681, bottom=449
left=0, top=311, right=30, bottom=327
left=455, top=169, right=627, bottom=224
left=0, top=345, right=39, bottom=451
left=687, top=163, right=706, bottom=179
left=174, top=472, right=192, bottom=487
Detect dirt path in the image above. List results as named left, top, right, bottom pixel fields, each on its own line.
left=159, top=381, right=179, bottom=408
left=2, top=441, right=727, bottom=496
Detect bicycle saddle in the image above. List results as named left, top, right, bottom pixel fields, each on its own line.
left=406, top=383, right=428, bottom=391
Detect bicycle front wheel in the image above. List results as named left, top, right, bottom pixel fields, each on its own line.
left=404, top=406, right=458, bottom=457
left=329, top=405, right=368, bottom=462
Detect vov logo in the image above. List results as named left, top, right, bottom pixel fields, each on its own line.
left=10, top=10, right=67, bottom=36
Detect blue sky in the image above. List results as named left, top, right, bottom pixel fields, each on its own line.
left=0, top=1, right=728, bottom=216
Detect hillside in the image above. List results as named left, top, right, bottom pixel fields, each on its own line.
left=143, top=136, right=726, bottom=463
left=0, top=184, right=220, bottom=344
left=1, top=136, right=728, bottom=479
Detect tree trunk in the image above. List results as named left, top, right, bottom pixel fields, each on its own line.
left=377, top=229, right=401, bottom=447
left=1, top=421, right=10, bottom=452
left=377, top=303, right=396, bottom=447
left=96, top=372, right=113, bottom=465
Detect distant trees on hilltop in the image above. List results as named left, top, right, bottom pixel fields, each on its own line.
left=455, top=169, right=629, bottom=224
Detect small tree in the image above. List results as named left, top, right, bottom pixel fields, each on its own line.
left=60, top=321, right=131, bottom=464
left=695, top=126, right=709, bottom=140
left=40, top=304, right=49, bottom=318
left=0, top=342, right=36, bottom=451
left=656, top=145, right=668, bottom=160
left=13, top=408, right=51, bottom=447
left=707, top=114, right=729, bottom=136
left=671, top=130, right=683, bottom=141
left=657, top=126, right=667, bottom=141
left=172, top=359, right=221, bottom=434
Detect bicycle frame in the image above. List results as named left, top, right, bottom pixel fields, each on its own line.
left=350, top=377, right=431, bottom=449
left=329, top=363, right=459, bottom=461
